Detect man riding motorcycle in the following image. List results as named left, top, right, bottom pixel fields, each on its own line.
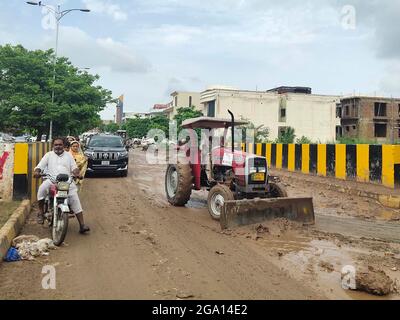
left=33, top=137, right=90, bottom=234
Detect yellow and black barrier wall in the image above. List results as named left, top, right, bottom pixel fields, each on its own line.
left=243, top=143, right=400, bottom=189
left=13, top=142, right=51, bottom=201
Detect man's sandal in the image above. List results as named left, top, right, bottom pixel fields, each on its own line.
left=79, top=225, right=90, bottom=234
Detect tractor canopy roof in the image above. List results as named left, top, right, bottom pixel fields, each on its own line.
left=181, top=117, right=248, bottom=129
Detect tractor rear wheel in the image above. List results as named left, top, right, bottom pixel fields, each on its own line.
left=207, top=184, right=234, bottom=220
left=269, top=182, right=288, bottom=198
left=165, top=162, right=193, bottom=206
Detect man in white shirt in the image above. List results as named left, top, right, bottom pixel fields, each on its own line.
left=34, top=137, right=90, bottom=234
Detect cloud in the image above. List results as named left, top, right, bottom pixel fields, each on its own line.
left=82, top=0, right=128, bottom=21
left=44, top=26, right=150, bottom=73
left=332, top=0, right=400, bottom=60
left=380, top=62, right=400, bottom=96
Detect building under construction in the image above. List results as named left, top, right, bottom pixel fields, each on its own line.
left=337, top=96, right=400, bottom=143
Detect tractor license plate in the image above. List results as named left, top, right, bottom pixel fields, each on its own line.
left=101, top=161, right=110, bottom=165
left=252, top=172, right=265, bottom=181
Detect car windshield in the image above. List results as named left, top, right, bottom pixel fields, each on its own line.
left=88, top=136, right=123, bottom=148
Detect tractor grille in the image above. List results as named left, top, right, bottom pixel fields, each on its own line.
left=94, top=152, right=118, bottom=160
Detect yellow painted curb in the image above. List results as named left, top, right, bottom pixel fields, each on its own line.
left=0, top=200, right=31, bottom=262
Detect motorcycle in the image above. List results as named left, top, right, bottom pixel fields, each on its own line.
left=41, top=173, right=79, bottom=246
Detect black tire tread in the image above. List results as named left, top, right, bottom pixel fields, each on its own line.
left=165, top=161, right=193, bottom=206
left=207, top=184, right=234, bottom=220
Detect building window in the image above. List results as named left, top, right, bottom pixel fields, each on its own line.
left=352, top=125, right=356, bottom=130
left=189, top=96, right=192, bottom=108
left=374, top=102, right=387, bottom=117
left=278, top=126, right=288, bottom=137
left=279, top=108, right=286, bottom=122
left=336, top=126, right=343, bottom=139
left=398, top=104, right=400, bottom=117
left=207, top=100, right=215, bottom=117
left=345, top=106, right=349, bottom=116
left=345, top=126, right=350, bottom=132
left=336, top=106, right=342, bottom=118
left=352, top=105, right=358, bottom=117
left=398, top=121, right=400, bottom=138
left=174, top=96, right=178, bottom=107
left=374, top=123, right=387, bottom=138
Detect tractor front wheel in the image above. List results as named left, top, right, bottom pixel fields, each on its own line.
left=207, top=184, right=234, bottom=220
left=165, top=163, right=193, bottom=206
left=269, top=182, right=288, bottom=198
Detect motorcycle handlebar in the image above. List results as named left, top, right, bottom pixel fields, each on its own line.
left=37, top=173, right=82, bottom=182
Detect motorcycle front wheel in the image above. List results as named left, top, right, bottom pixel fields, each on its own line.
left=52, top=207, right=69, bottom=246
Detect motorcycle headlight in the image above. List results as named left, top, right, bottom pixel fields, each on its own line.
left=57, top=182, right=70, bottom=191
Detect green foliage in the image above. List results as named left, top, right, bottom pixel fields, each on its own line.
left=173, top=106, right=203, bottom=141
left=296, top=136, right=313, bottom=144
left=239, top=117, right=270, bottom=143
left=104, top=123, right=120, bottom=133
left=336, top=137, right=377, bottom=145
left=125, top=115, right=169, bottom=138
left=276, top=127, right=296, bottom=144
left=173, top=106, right=203, bottom=133
left=0, top=44, right=112, bottom=139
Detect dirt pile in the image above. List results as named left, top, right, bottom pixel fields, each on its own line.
left=353, top=266, right=393, bottom=296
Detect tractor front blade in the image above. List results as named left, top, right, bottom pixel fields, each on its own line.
left=220, top=197, right=315, bottom=229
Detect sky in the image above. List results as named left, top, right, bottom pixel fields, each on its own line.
left=1, top=0, right=400, bottom=120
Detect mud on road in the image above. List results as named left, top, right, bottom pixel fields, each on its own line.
left=1, top=149, right=400, bottom=300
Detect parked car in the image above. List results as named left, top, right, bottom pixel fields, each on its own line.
left=14, top=135, right=30, bottom=142
left=84, top=134, right=129, bottom=177
left=0, top=132, right=15, bottom=143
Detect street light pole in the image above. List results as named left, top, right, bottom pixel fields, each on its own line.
left=27, top=2, right=90, bottom=141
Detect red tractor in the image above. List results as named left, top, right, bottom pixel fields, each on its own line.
left=165, top=111, right=315, bottom=229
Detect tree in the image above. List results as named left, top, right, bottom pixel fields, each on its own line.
left=125, top=115, right=169, bottom=139
left=239, top=117, right=270, bottom=143
left=276, top=127, right=296, bottom=144
left=173, top=106, right=203, bottom=134
left=104, top=122, right=120, bottom=133
left=0, top=44, right=112, bottom=139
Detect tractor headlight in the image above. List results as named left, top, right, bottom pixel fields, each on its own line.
left=250, top=167, right=257, bottom=174
left=250, top=167, right=266, bottom=174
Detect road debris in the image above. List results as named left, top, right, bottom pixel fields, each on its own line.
left=354, top=266, right=393, bottom=296
left=12, top=235, right=56, bottom=261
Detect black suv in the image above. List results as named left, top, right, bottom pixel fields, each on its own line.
left=84, top=134, right=129, bottom=177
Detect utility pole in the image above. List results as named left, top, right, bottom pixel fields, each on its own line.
left=27, top=2, right=90, bottom=141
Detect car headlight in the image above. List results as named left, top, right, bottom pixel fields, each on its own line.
left=84, top=151, right=94, bottom=158
left=118, top=151, right=128, bottom=158
left=249, top=167, right=257, bottom=174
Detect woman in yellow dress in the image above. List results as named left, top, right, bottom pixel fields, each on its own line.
left=69, top=141, right=88, bottom=192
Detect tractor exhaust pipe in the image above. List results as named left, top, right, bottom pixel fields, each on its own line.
left=228, top=109, right=234, bottom=153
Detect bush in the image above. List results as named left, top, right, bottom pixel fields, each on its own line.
left=296, top=136, right=313, bottom=144
left=275, top=127, right=295, bottom=144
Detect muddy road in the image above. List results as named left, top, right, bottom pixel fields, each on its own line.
left=1, top=149, right=400, bottom=300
